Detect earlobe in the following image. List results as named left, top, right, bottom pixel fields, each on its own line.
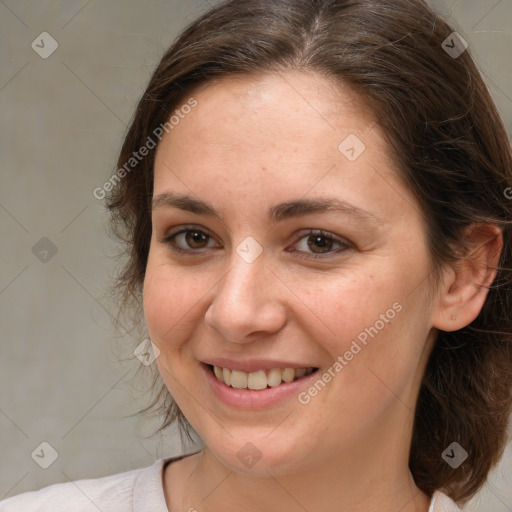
left=432, top=224, right=503, bottom=332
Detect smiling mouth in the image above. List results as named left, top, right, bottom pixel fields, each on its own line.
left=209, top=364, right=319, bottom=390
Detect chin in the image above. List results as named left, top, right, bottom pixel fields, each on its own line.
left=201, top=427, right=321, bottom=478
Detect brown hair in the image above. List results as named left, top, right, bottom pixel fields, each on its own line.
left=107, top=0, right=512, bottom=504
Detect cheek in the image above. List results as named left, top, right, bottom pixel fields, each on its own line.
left=299, top=271, right=399, bottom=351
left=142, top=252, right=207, bottom=348
left=303, top=265, right=428, bottom=393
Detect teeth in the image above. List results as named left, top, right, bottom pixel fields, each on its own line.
left=281, top=368, right=295, bottom=383
left=248, top=370, right=268, bottom=390
left=214, top=366, right=223, bottom=381
left=267, top=368, right=282, bottom=387
left=211, top=365, right=315, bottom=390
left=230, top=370, right=248, bottom=389
left=222, top=367, right=231, bottom=386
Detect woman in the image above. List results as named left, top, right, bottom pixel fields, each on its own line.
left=2, top=0, right=511, bottom=511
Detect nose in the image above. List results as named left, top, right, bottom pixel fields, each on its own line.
left=204, top=252, right=287, bottom=344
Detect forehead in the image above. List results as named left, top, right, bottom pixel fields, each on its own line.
left=159, top=72, right=376, bottom=155
left=152, top=71, right=412, bottom=225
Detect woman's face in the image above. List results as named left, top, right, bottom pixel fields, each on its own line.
left=144, top=71, right=442, bottom=475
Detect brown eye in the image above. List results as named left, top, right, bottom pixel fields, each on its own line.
left=290, top=229, right=351, bottom=259
left=307, top=234, right=334, bottom=253
left=160, top=226, right=218, bottom=254
left=185, top=230, right=209, bottom=248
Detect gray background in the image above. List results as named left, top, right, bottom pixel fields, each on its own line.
left=0, top=1, right=511, bottom=510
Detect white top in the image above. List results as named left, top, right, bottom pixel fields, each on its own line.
left=0, top=453, right=462, bottom=511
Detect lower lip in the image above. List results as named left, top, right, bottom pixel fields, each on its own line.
left=201, top=363, right=320, bottom=410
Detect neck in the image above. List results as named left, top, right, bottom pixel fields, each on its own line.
left=178, top=437, right=431, bottom=512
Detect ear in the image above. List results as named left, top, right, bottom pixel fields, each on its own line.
left=433, top=224, right=503, bottom=332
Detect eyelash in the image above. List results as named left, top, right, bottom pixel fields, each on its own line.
left=158, top=225, right=352, bottom=259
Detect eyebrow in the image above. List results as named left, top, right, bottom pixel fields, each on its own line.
left=151, top=192, right=383, bottom=224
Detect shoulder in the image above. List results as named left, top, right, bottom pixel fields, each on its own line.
left=429, top=490, right=463, bottom=512
left=0, top=458, right=167, bottom=512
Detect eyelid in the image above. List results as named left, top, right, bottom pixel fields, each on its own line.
left=157, top=224, right=221, bottom=247
left=289, top=229, right=352, bottom=258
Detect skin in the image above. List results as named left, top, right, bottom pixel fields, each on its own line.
left=143, top=71, right=502, bottom=512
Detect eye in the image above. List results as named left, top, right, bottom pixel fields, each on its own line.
left=289, top=229, right=351, bottom=259
left=159, top=226, right=219, bottom=253
left=159, top=226, right=352, bottom=259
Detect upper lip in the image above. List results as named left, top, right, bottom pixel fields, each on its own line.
left=201, top=357, right=318, bottom=373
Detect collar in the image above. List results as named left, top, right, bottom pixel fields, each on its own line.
left=132, top=457, right=176, bottom=511
left=429, top=490, right=462, bottom=511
